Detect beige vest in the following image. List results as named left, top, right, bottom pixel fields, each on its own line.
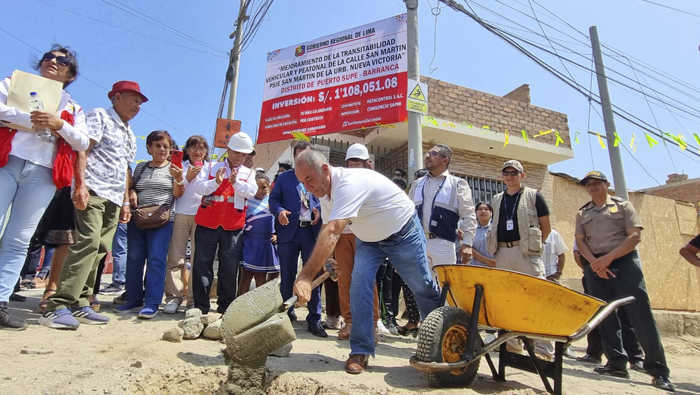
left=487, top=186, right=542, bottom=256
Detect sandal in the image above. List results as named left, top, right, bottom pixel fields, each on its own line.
left=38, top=288, right=56, bottom=313
left=397, top=322, right=419, bottom=338
left=89, top=295, right=101, bottom=312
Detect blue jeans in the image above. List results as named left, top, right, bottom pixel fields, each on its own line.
left=111, top=222, right=128, bottom=284
left=125, top=222, right=174, bottom=307
left=277, top=226, right=322, bottom=323
left=352, top=212, right=441, bottom=355
left=0, top=156, right=56, bottom=302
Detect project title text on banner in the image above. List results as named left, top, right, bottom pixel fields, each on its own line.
left=258, top=14, right=408, bottom=144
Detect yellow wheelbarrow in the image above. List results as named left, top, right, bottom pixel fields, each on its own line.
left=409, top=265, right=635, bottom=395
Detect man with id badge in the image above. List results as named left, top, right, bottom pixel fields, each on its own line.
left=269, top=141, right=325, bottom=337
left=486, top=159, right=553, bottom=360
left=486, top=160, right=551, bottom=277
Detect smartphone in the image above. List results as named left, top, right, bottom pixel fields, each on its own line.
left=170, top=150, right=183, bottom=168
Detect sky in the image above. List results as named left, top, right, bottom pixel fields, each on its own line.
left=2, top=0, right=699, bottom=190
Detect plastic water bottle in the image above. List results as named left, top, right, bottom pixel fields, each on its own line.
left=28, top=92, right=53, bottom=141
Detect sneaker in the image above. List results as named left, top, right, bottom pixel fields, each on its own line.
left=112, top=292, right=127, bottom=305
left=535, top=350, right=554, bottom=362
left=652, top=375, right=675, bottom=392
left=9, top=293, right=27, bottom=302
left=594, top=365, right=630, bottom=379
left=322, top=315, right=341, bottom=330
left=376, top=320, right=391, bottom=335
left=384, top=319, right=399, bottom=335
left=38, top=308, right=80, bottom=330
left=100, top=283, right=125, bottom=295
left=138, top=305, right=159, bottom=319
left=114, top=300, right=143, bottom=314
left=163, top=300, right=180, bottom=315
left=71, top=306, right=109, bottom=325
left=0, top=302, right=28, bottom=331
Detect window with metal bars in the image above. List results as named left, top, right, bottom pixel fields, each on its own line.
left=450, top=173, right=505, bottom=204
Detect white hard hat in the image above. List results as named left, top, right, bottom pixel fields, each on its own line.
left=227, top=132, right=254, bottom=154
left=345, top=143, right=369, bottom=161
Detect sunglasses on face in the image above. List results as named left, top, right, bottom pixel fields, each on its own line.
left=41, top=52, right=70, bottom=67
left=502, top=171, right=520, bottom=176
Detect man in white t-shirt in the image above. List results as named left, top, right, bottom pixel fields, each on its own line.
left=292, top=149, right=441, bottom=375
left=542, top=229, right=568, bottom=283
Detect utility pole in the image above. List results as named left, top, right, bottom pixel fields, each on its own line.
left=590, top=26, right=629, bottom=200
left=212, top=0, right=247, bottom=149
left=405, top=0, right=423, bottom=179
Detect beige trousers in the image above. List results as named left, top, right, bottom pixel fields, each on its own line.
left=165, top=214, right=196, bottom=305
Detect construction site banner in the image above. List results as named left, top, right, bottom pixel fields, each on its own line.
left=258, top=14, right=408, bottom=144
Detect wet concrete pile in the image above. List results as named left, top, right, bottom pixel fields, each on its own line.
left=218, top=278, right=297, bottom=395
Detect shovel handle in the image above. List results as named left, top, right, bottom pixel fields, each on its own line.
left=283, top=270, right=332, bottom=309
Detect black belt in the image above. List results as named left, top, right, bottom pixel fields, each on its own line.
left=299, top=220, right=312, bottom=228
left=428, top=233, right=438, bottom=239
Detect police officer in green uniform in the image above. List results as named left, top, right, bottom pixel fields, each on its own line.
left=575, top=171, right=674, bottom=392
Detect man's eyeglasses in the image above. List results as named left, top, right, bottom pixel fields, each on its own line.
left=502, top=171, right=520, bottom=177
left=41, top=53, right=70, bottom=67
left=426, top=150, right=443, bottom=158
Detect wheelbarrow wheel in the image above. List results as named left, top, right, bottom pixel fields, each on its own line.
left=416, top=306, right=481, bottom=388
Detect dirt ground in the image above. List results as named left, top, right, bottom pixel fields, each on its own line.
left=2, top=287, right=700, bottom=395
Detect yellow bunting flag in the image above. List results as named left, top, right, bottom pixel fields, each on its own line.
left=443, top=122, right=456, bottom=127
left=630, top=133, right=637, bottom=154
left=555, top=131, right=564, bottom=146
left=694, top=134, right=700, bottom=152
left=677, top=134, right=688, bottom=150
left=596, top=132, right=606, bottom=149
left=374, top=122, right=396, bottom=128
left=574, top=131, right=580, bottom=144
left=482, top=125, right=490, bottom=130
left=612, top=132, right=621, bottom=147
left=521, top=130, right=529, bottom=143
left=503, top=130, right=509, bottom=148
left=423, top=115, right=439, bottom=127
left=646, top=133, right=659, bottom=147
left=291, top=131, right=310, bottom=142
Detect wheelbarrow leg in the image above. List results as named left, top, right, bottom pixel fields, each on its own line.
left=497, top=330, right=507, bottom=382
left=522, top=338, right=554, bottom=394
left=464, top=284, right=483, bottom=360
left=553, top=342, right=564, bottom=395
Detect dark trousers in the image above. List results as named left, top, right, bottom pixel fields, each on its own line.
left=582, top=277, right=644, bottom=362
left=376, top=259, right=394, bottom=321
left=277, top=226, right=321, bottom=323
left=324, top=276, right=340, bottom=317
left=192, top=225, right=243, bottom=314
left=583, top=251, right=669, bottom=376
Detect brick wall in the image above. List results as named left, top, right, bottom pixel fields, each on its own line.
left=642, top=179, right=700, bottom=213
left=421, top=76, right=571, bottom=148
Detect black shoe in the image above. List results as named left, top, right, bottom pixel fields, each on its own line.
left=0, top=302, right=28, bottom=331
left=652, top=375, right=675, bottom=392
left=594, top=365, right=629, bottom=378
left=308, top=322, right=328, bottom=338
left=576, top=354, right=602, bottom=364
left=9, top=293, right=26, bottom=302
left=630, top=360, right=645, bottom=372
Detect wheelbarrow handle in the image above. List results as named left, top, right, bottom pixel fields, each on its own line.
left=282, top=260, right=337, bottom=309
left=569, top=296, right=635, bottom=342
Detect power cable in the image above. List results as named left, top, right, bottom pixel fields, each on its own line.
left=635, top=0, right=700, bottom=19
left=32, top=0, right=228, bottom=59
left=439, top=0, right=700, bottom=161
left=426, top=0, right=442, bottom=77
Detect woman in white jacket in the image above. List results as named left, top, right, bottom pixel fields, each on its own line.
left=0, top=45, right=89, bottom=330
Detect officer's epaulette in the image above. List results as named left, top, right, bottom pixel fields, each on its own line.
left=610, top=196, right=627, bottom=202
left=579, top=201, right=592, bottom=210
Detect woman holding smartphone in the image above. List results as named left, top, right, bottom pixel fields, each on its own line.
left=162, top=135, right=209, bottom=314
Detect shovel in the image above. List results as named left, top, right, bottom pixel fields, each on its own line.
left=221, top=261, right=338, bottom=362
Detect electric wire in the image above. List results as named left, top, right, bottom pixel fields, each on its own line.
left=32, top=0, right=228, bottom=59
left=426, top=0, right=442, bottom=77
left=439, top=0, right=700, bottom=161
left=635, top=0, right=700, bottom=19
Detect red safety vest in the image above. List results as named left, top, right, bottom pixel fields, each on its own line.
left=195, top=165, right=251, bottom=231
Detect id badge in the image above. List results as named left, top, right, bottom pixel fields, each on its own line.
left=506, top=219, right=514, bottom=231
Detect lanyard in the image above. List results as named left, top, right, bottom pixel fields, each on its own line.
left=504, top=191, right=521, bottom=221
left=299, top=183, right=310, bottom=209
